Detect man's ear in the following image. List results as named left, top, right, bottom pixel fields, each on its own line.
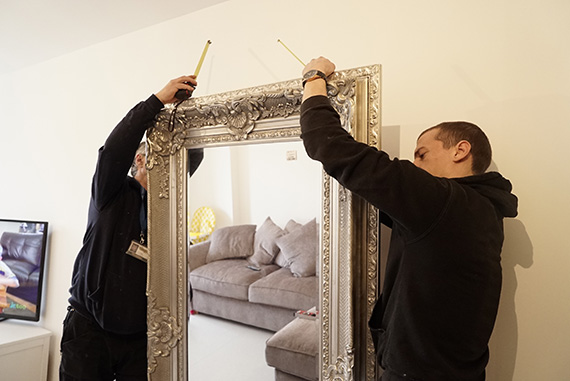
left=453, top=140, right=472, bottom=163
left=135, top=153, right=145, bottom=168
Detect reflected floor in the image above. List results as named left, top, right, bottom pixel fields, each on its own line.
left=188, top=313, right=275, bottom=380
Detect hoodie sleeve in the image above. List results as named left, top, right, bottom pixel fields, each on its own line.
left=91, top=95, right=164, bottom=210
left=188, top=148, right=205, bottom=177
left=300, top=96, right=451, bottom=235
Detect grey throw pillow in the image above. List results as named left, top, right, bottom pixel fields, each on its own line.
left=206, top=224, right=256, bottom=263
left=284, top=219, right=302, bottom=233
left=249, top=217, right=285, bottom=267
left=274, top=219, right=302, bottom=268
left=275, top=218, right=318, bottom=277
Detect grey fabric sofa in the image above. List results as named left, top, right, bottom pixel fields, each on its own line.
left=188, top=217, right=319, bottom=332
left=266, top=314, right=319, bottom=380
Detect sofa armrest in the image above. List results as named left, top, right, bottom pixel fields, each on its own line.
left=188, top=241, right=210, bottom=271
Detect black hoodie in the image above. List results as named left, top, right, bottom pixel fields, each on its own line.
left=300, top=96, right=518, bottom=380
left=68, top=95, right=203, bottom=334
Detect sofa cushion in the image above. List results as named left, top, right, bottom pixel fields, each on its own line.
left=284, top=219, right=302, bottom=233
left=273, top=251, right=288, bottom=269
left=249, top=268, right=317, bottom=310
left=206, top=224, right=256, bottom=263
left=0, top=232, right=43, bottom=266
left=275, top=219, right=317, bottom=277
left=188, top=240, right=210, bottom=271
left=190, top=259, right=279, bottom=301
left=0, top=232, right=43, bottom=287
left=266, top=316, right=319, bottom=380
left=2, top=260, right=38, bottom=285
left=249, top=217, right=286, bottom=267
left=274, top=219, right=303, bottom=268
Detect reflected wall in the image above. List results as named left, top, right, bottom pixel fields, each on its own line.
left=188, top=141, right=321, bottom=228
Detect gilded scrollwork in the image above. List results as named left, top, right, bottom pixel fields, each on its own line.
left=177, top=88, right=302, bottom=134
left=147, top=292, right=183, bottom=374
left=325, top=346, right=355, bottom=381
left=327, top=79, right=356, bottom=132
left=147, top=65, right=381, bottom=381
left=147, top=85, right=304, bottom=198
left=321, top=172, right=332, bottom=374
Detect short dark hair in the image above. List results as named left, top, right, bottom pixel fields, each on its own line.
left=421, top=121, right=492, bottom=174
left=130, top=141, right=146, bottom=177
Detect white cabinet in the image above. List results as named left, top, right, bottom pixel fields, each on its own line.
left=0, top=321, right=51, bottom=381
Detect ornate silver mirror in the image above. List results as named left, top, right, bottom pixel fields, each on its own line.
left=146, top=65, right=381, bottom=380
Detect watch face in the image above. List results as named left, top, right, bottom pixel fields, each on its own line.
left=303, top=70, right=318, bottom=79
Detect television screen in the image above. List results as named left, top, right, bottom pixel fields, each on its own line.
left=0, top=219, right=48, bottom=321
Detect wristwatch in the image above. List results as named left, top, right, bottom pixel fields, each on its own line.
left=302, top=70, right=327, bottom=88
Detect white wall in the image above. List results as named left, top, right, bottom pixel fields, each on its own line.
left=188, top=141, right=321, bottom=229
left=0, top=0, right=568, bottom=380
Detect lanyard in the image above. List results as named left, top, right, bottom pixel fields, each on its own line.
left=139, top=188, right=147, bottom=244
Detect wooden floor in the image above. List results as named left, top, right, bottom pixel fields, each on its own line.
left=188, top=313, right=275, bottom=380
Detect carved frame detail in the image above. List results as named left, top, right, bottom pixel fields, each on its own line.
left=147, top=65, right=381, bottom=380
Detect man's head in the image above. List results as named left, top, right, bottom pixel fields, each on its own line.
left=131, top=141, right=148, bottom=190
left=413, top=121, right=492, bottom=178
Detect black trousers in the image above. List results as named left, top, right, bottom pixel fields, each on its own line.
left=380, top=369, right=409, bottom=380
left=59, top=307, right=147, bottom=381
left=379, top=369, right=485, bottom=380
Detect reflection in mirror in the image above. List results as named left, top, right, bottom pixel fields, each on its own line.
left=186, top=141, right=322, bottom=380
left=187, top=141, right=321, bottom=228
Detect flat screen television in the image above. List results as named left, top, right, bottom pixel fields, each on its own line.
left=0, top=219, right=49, bottom=321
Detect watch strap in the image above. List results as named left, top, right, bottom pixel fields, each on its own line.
left=302, top=70, right=327, bottom=88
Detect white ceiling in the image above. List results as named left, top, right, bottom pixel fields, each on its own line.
left=0, top=0, right=225, bottom=75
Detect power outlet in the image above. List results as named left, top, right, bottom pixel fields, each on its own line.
left=286, top=150, right=297, bottom=161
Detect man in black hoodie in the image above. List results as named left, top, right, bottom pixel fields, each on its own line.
left=60, top=75, right=202, bottom=380
left=300, top=57, right=518, bottom=380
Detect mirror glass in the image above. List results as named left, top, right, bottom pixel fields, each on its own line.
left=146, top=65, right=381, bottom=381
left=187, top=141, right=321, bottom=229
left=186, top=141, right=321, bottom=380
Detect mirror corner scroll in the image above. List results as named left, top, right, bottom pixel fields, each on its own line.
left=147, top=64, right=381, bottom=381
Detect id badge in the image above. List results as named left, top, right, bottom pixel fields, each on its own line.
left=126, top=240, right=149, bottom=263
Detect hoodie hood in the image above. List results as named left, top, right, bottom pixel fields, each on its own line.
left=456, top=171, right=518, bottom=218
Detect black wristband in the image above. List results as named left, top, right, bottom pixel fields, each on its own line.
left=302, top=70, right=327, bottom=88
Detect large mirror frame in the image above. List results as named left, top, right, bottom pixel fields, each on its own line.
left=146, top=65, right=381, bottom=380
